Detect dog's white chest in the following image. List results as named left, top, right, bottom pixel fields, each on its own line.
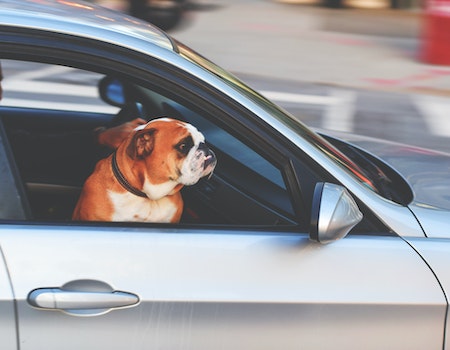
left=108, top=191, right=178, bottom=222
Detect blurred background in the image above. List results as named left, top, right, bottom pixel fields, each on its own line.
left=11, top=0, right=450, bottom=152
left=179, top=0, right=450, bottom=154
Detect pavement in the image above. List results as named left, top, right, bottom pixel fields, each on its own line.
left=172, top=0, right=450, bottom=96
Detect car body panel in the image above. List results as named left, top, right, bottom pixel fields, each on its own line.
left=406, top=237, right=450, bottom=350
left=0, top=247, right=17, bottom=350
left=0, top=225, right=446, bottom=349
left=0, top=0, right=175, bottom=51
left=408, top=205, right=450, bottom=239
left=321, top=130, right=450, bottom=238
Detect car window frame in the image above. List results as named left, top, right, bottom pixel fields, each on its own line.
left=0, top=32, right=393, bottom=235
left=0, top=46, right=308, bottom=229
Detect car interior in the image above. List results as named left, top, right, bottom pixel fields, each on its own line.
left=0, top=60, right=301, bottom=227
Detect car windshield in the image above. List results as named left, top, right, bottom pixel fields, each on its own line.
left=177, top=42, right=379, bottom=193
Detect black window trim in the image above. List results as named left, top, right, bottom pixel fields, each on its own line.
left=0, top=31, right=308, bottom=227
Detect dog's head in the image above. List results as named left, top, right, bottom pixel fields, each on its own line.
left=125, top=118, right=216, bottom=189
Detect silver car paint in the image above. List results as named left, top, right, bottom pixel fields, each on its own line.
left=0, top=247, right=17, bottom=350
left=405, top=237, right=450, bottom=350
left=0, top=226, right=446, bottom=349
left=0, top=0, right=175, bottom=51
left=409, top=205, right=450, bottom=238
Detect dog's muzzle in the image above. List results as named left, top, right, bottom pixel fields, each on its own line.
left=198, top=142, right=217, bottom=176
left=180, top=142, right=217, bottom=185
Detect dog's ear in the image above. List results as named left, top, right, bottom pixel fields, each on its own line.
left=126, top=128, right=157, bottom=159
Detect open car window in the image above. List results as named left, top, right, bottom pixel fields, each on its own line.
left=0, top=60, right=300, bottom=227
left=1, top=61, right=118, bottom=114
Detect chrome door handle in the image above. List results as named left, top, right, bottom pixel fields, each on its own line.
left=27, top=280, right=139, bottom=315
left=28, top=288, right=139, bottom=310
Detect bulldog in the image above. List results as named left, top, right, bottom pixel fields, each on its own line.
left=72, top=117, right=216, bottom=223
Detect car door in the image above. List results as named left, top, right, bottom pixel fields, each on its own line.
left=0, top=111, right=446, bottom=349
left=0, top=59, right=447, bottom=350
left=0, top=121, right=25, bottom=350
left=0, top=224, right=446, bottom=350
left=0, top=246, right=16, bottom=350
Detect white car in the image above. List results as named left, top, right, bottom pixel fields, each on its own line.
left=0, top=1, right=449, bottom=349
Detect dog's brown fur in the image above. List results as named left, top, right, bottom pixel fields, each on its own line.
left=72, top=118, right=216, bottom=222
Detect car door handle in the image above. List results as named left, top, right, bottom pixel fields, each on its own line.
left=27, top=280, right=140, bottom=316
left=28, top=288, right=139, bottom=310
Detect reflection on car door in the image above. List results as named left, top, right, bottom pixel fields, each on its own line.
left=0, top=246, right=17, bottom=350
left=0, top=225, right=445, bottom=350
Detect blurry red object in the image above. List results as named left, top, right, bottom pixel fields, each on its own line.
left=422, top=0, right=450, bottom=65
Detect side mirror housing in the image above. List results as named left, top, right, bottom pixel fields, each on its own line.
left=310, top=183, right=363, bottom=244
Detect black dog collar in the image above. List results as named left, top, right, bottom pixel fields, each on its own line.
left=111, top=151, right=148, bottom=198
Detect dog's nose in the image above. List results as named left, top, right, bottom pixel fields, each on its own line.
left=198, top=142, right=208, bottom=152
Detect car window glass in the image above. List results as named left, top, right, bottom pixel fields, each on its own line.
left=134, top=87, right=295, bottom=220
left=0, top=120, right=30, bottom=220
left=159, top=96, right=286, bottom=190
left=1, top=60, right=119, bottom=114
left=0, top=60, right=297, bottom=226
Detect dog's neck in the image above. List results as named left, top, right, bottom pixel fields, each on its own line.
left=142, top=181, right=184, bottom=200
left=111, top=151, right=147, bottom=198
left=112, top=149, right=184, bottom=200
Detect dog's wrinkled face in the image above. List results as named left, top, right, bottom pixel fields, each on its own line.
left=126, top=118, right=217, bottom=189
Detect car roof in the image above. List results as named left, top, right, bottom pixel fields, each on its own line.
left=0, top=0, right=176, bottom=52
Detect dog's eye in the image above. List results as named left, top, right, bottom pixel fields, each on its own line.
left=177, top=143, right=187, bottom=153
left=175, top=136, right=194, bottom=155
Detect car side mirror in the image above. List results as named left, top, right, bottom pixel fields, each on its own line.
left=310, top=183, right=363, bottom=244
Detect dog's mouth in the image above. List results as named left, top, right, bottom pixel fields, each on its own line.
left=196, top=143, right=216, bottom=175
left=203, top=150, right=216, bottom=170
left=201, top=148, right=217, bottom=178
